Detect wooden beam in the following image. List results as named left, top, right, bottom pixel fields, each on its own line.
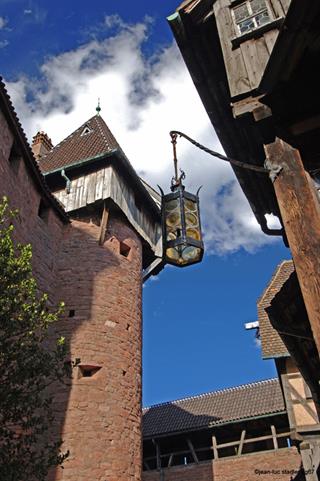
left=212, top=435, right=218, bottom=459
left=187, top=438, right=199, bottom=464
left=264, top=138, right=320, bottom=358
left=238, top=430, right=246, bottom=456
left=98, top=202, right=109, bottom=246
left=271, top=425, right=278, bottom=450
left=168, top=454, right=174, bottom=468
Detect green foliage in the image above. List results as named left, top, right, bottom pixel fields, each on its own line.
left=0, top=197, right=71, bottom=481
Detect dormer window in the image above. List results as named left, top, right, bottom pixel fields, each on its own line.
left=232, top=0, right=273, bottom=36
left=80, top=125, right=93, bottom=136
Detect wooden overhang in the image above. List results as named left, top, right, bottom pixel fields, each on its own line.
left=168, top=1, right=283, bottom=238
left=266, top=269, right=320, bottom=406
left=259, top=0, right=320, bottom=170
left=44, top=153, right=162, bottom=272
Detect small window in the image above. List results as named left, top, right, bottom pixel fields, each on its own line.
left=232, top=0, right=273, bottom=36
left=9, top=142, right=21, bottom=172
left=38, top=199, right=49, bottom=222
left=120, top=241, right=131, bottom=258
left=78, top=365, right=101, bottom=378
left=80, top=124, right=93, bottom=136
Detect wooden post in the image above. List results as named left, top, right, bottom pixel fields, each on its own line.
left=271, top=425, right=278, bottom=450
left=212, top=435, right=218, bottom=459
left=99, top=201, right=109, bottom=245
left=264, top=138, right=320, bottom=357
left=238, top=430, right=246, bottom=456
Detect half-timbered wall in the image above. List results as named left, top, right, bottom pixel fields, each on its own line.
left=281, top=358, right=319, bottom=430
left=213, top=0, right=291, bottom=98
left=53, top=165, right=162, bottom=257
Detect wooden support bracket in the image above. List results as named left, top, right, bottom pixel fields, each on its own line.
left=99, top=202, right=109, bottom=246
left=187, top=438, right=199, bottom=464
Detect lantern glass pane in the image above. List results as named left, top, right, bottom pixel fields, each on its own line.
left=186, top=228, right=201, bottom=241
left=165, top=197, right=182, bottom=241
left=181, top=246, right=202, bottom=263
left=166, top=246, right=180, bottom=262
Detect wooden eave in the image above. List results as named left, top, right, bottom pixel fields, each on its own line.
left=0, top=77, right=69, bottom=223
left=44, top=149, right=161, bottom=222
left=169, top=5, right=281, bottom=234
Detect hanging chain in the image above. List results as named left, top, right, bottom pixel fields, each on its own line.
left=170, top=130, right=269, bottom=174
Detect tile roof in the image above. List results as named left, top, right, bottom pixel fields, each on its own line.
left=0, top=77, right=68, bottom=222
left=258, top=260, right=293, bottom=359
left=142, top=378, right=285, bottom=437
left=38, top=115, right=121, bottom=173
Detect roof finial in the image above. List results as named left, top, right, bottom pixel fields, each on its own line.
left=96, top=98, right=101, bottom=116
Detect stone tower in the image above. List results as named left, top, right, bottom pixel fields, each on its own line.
left=35, top=115, right=162, bottom=481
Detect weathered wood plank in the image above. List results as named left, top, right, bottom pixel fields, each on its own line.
left=264, top=138, right=320, bottom=359
left=270, top=0, right=286, bottom=18
left=279, top=0, right=291, bottom=15
left=82, top=175, right=90, bottom=206
left=214, top=0, right=250, bottom=97
left=264, top=29, right=279, bottom=55
left=87, top=172, right=97, bottom=205
left=95, top=169, right=104, bottom=200
left=240, top=37, right=269, bottom=90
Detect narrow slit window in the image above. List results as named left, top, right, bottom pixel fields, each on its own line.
left=68, top=309, right=75, bottom=318
left=9, top=142, right=21, bottom=172
left=79, top=365, right=101, bottom=378
left=232, top=0, right=273, bottom=36
left=120, top=241, right=131, bottom=258
left=38, top=199, right=49, bottom=222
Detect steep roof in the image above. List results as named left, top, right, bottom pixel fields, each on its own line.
left=258, top=261, right=293, bottom=359
left=38, top=115, right=121, bottom=173
left=142, top=378, right=285, bottom=438
left=0, top=77, right=68, bottom=222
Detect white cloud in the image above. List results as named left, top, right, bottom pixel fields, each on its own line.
left=5, top=16, right=277, bottom=255
left=0, top=16, right=6, bottom=29
left=0, top=39, right=9, bottom=48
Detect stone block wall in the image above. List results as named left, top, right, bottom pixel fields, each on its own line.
left=142, top=447, right=302, bottom=481
left=51, top=213, right=143, bottom=481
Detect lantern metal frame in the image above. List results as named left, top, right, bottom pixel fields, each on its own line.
left=159, top=132, right=204, bottom=267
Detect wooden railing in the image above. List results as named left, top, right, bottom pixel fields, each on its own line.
left=144, top=425, right=293, bottom=471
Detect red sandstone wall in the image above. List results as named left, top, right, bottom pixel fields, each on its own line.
left=52, top=214, right=143, bottom=481
left=214, top=447, right=302, bottom=481
left=142, top=448, right=302, bottom=481
left=0, top=109, right=144, bottom=481
left=0, top=110, right=64, bottom=303
left=143, top=462, right=213, bottom=481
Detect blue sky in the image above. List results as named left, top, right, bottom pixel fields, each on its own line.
left=0, top=0, right=290, bottom=407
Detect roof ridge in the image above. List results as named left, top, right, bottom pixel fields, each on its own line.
left=143, top=378, right=279, bottom=411
left=257, top=259, right=293, bottom=305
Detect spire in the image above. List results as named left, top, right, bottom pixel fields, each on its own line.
left=96, top=98, right=101, bottom=116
